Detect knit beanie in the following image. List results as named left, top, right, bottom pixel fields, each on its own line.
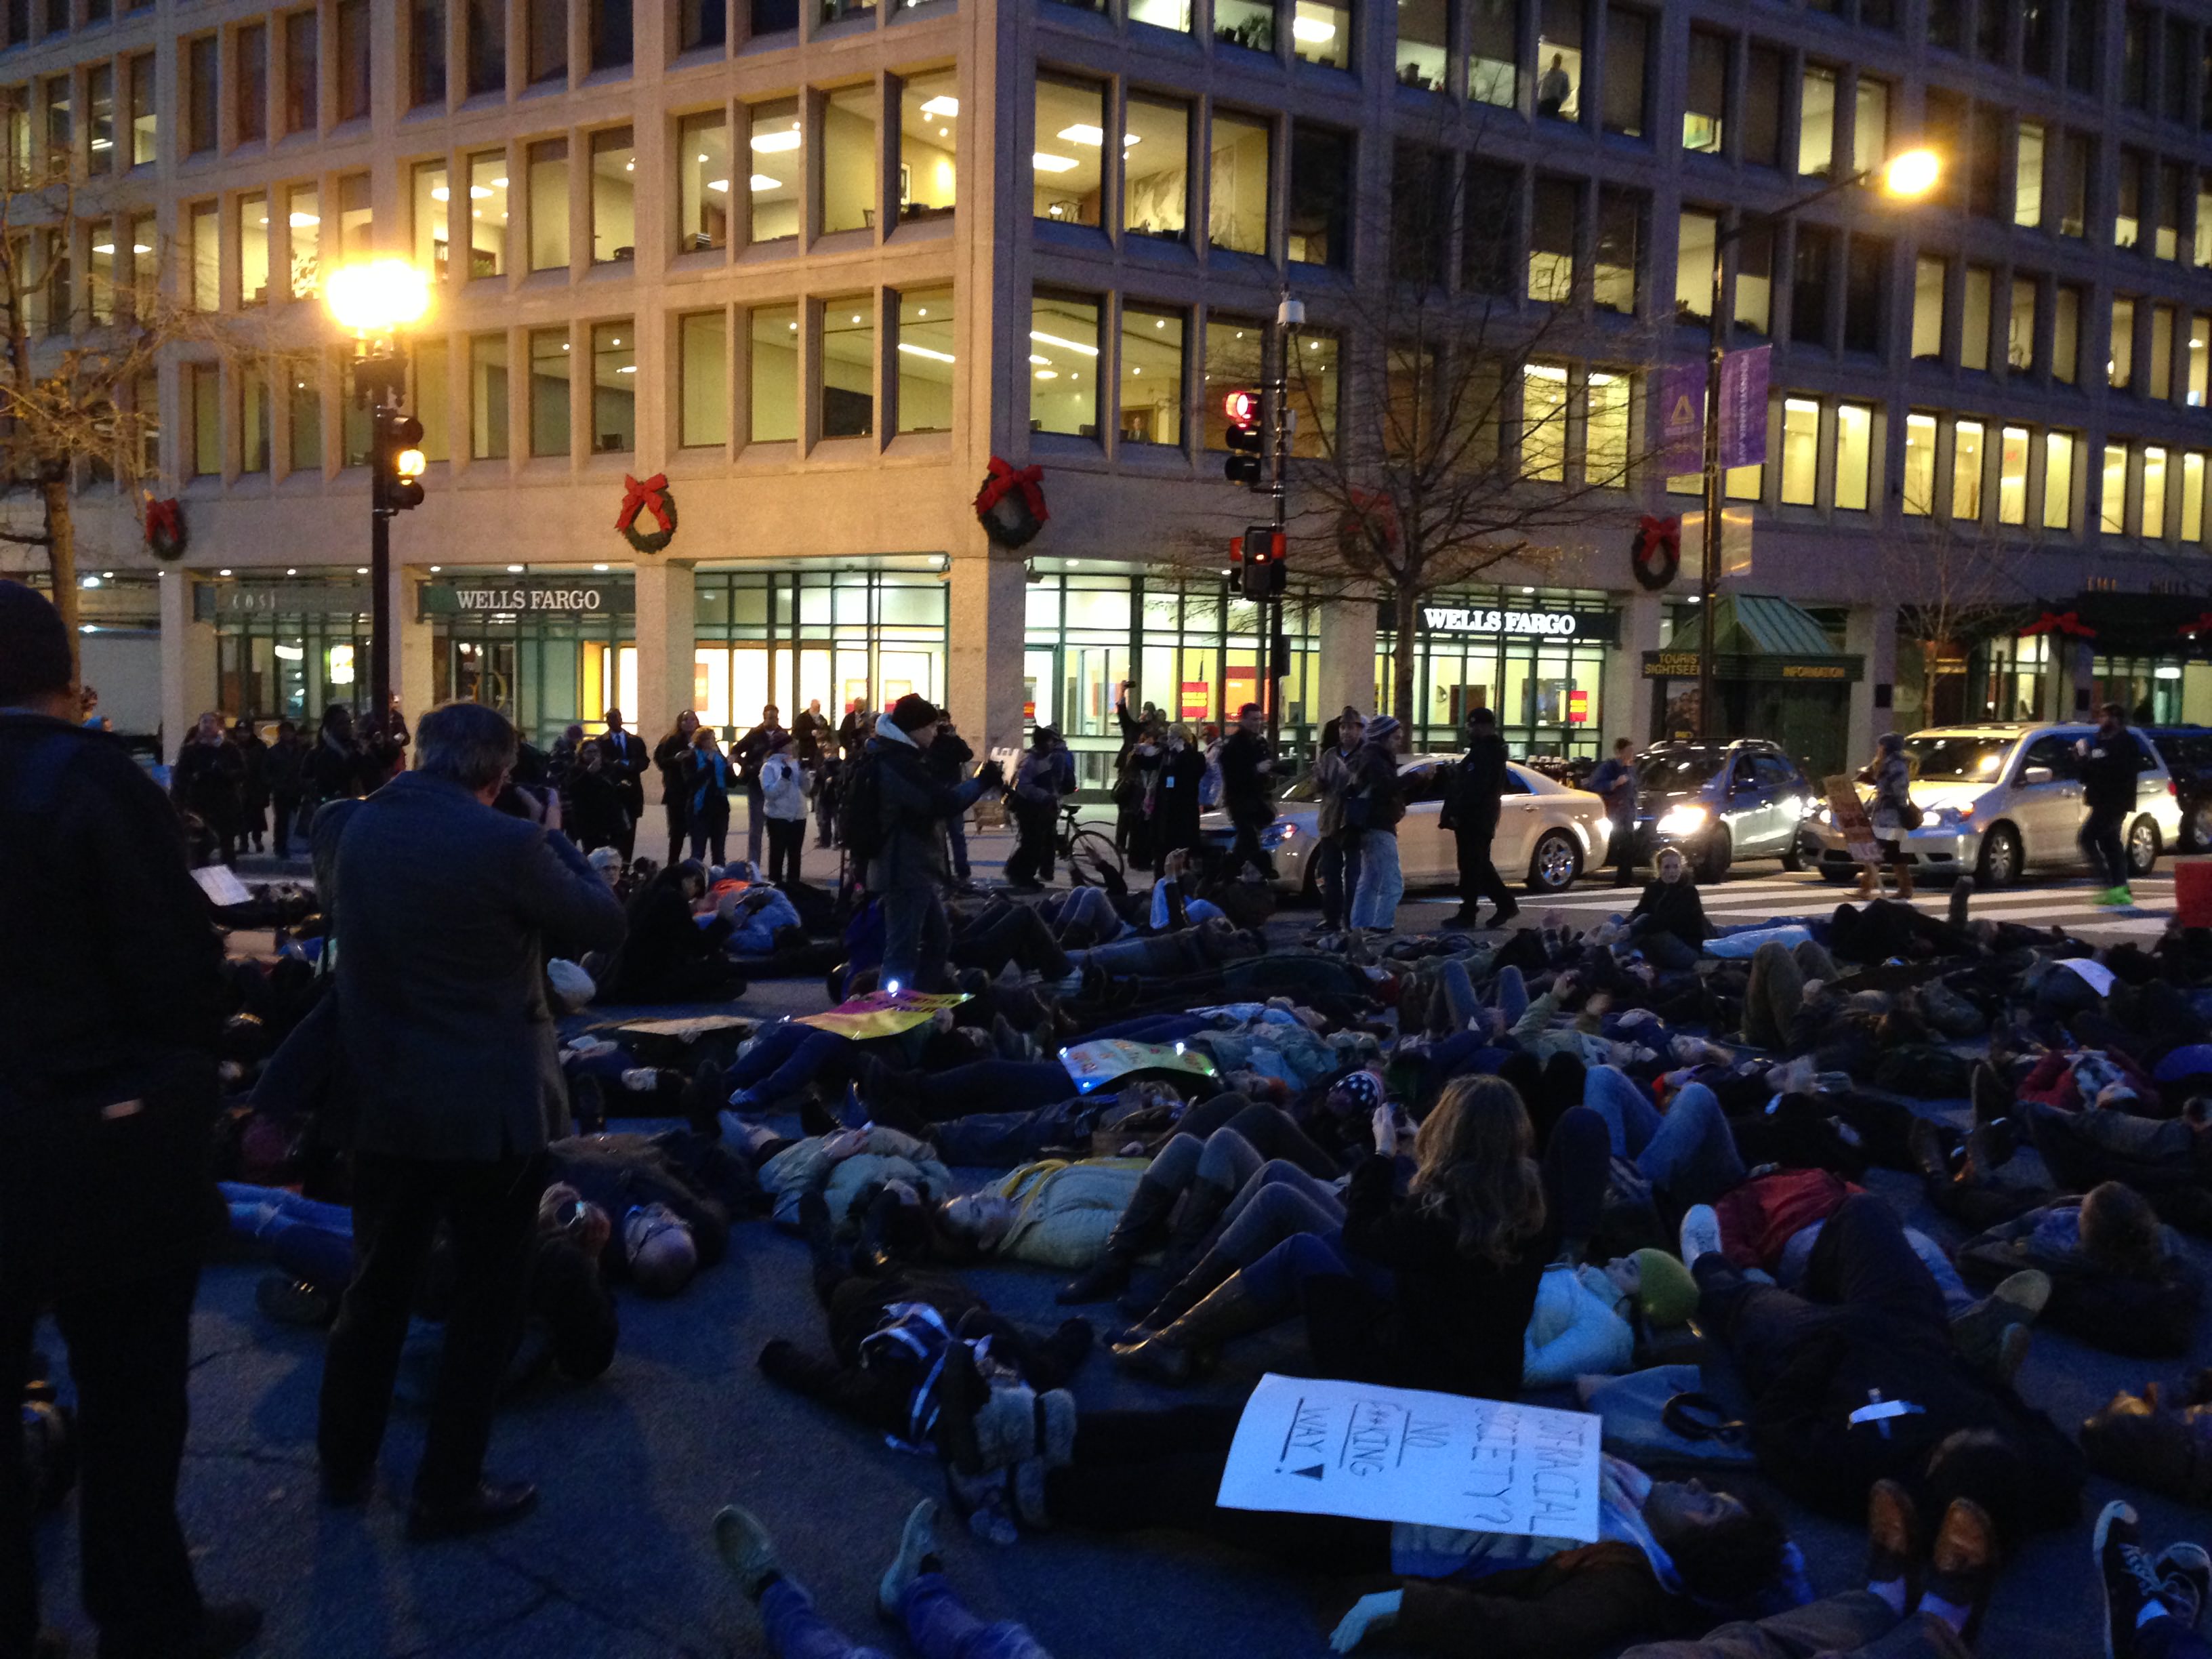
left=889, top=693, right=941, bottom=732
left=0, top=580, right=70, bottom=704
left=1632, top=1248, right=1700, bottom=1327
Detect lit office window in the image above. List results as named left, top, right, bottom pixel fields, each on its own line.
left=1123, top=94, right=1187, bottom=241
left=1676, top=210, right=1716, bottom=320
left=190, top=201, right=218, bottom=311
left=590, top=127, right=634, bottom=262
left=747, top=99, right=802, bottom=243
left=529, top=138, right=569, bottom=268
left=467, top=151, right=506, bottom=278
left=820, top=296, right=875, bottom=438
left=750, top=304, right=798, bottom=443
left=589, top=321, right=634, bottom=454
left=413, top=159, right=449, bottom=282
left=1734, top=223, right=1772, bottom=333
left=240, top=359, right=269, bottom=473
left=676, top=110, right=729, bottom=252
left=1030, top=290, right=1101, bottom=438
left=1902, top=411, right=1936, bottom=515
left=1292, top=0, right=1351, bottom=69
left=415, top=337, right=449, bottom=460
left=2043, top=432, right=2074, bottom=530
left=1852, top=75, right=1887, bottom=171
left=2110, top=297, right=2135, bottom=388
left=1798, top=65, right=1836, bottom=177
left=129, top=52, right=157, bottom=161
left=1910, top=256, right=1945, bottom=359
left=2008, top=278, right=2036, bottom=371
left=529, top=325, right=570, bottom=456
left=1836, top=403, right=1872, bottom=510
left=1952, top=419, right=1984, bottom=520
left=2015, top=122, right=2044, bottom=226
left=1119, top=302, right=1183, bottom=445
left=1208, top=109, right=1270, bottom=255
left=1034, top=77, right=1106, bottom=228
left=901, top=72, right=958, bottom=221
left=1999, top=426, right=2030, bottom=524
left=287, top=182, right=319, bottom=298
left=1469, top=0, right=1517, bottom=106
left=2184, top=453, right=2206, bottom=543
left=2144, top=445, right=2168, bottom=537
left=1779, top=397, right=1818, bottom=504
left=239, top=190, right=269, bottom=306
left=2102, top=443, right=2128, bottom=533
left=1396, top=0, right=1448, bottom=92
left=896, top=286, right=954, bottom=435
left=1528, top=177, right=1578, bottom=302
left=1290, top=331, right=1338, bottom=457
left=2191, top=316, right=2210, bottom=406
left=1521, top=362, right=1568, bottom=481
left=1684, top=29, right=1726, bottom=152
left=824, top=86, right=877, bottom=236
left=1536, top=0, right=1581, bottom=120
left=1586, top=369, right=1630, bottom=484
left=679, top=310, right=728, bottom=447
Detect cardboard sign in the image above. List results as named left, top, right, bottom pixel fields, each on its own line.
left=606, top=1016, right=755, bottom=1042
left=794, top=989, right=970, bottom=1040
left=1059, top=1038, right=1220, bottom=1094
left=1823, top=774, right=1881, bottom=865
left=1215, top=1374, right=1602, bottom=1542
left=191, top=865, right=254, bottom=907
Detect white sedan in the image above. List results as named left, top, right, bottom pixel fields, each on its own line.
left=1200, top=755, right=1612, bottom=897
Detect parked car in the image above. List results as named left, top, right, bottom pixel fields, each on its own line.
left=1197, top=756, right=1612, bottom=897
left=2142, top=725, right=2212, bottom=852
left=1628, top=739, right=1821, bottom=883
left=1806, top=722, right=2184, bottom=886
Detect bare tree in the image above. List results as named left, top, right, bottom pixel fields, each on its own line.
left=1156, top=130, right=1667, bottom=731
left=0, top=141, right=193, bottom=669
left=1882, top=470, right=2053, bottom=725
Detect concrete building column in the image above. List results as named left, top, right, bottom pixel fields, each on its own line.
left=393, top=563, right=434, bottom=725
left=1313, top=592, right=1376, bottom=721
left=1605, top=592, right=1664, bottom=748
left=2066, top=638, right=2097, bottom=720
left=1846, top=603, right=1899, bottom=765
left=632, top=560, right=697, bottom=740
left=949, top=552, right=1028, bottom=758
left=157, top=569, right=214, bottom=762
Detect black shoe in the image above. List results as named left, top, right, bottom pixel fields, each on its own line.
left=319, top=1465, right=373, bottom=1508
left=1437, top=909, right=1479, bottom=928
left=1490, top=902, right=1521, bottom=926
left=406, top=1480, right=539, bottom=1542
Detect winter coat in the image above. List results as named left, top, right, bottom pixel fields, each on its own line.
left=653, top=731, right=697, bottom=805
left=1218, top=729, right=1275, bottom=823
left=760, top=1126, right=954, bottom=1227
left=1151, top=746, right=1207, bottom=846
left=989, top=1158, right=1150, bottom=1268
left=687, top=750, right=733, bottom=824
left=1314, top=743, right=1360, bottom=838
left=2079, top=729, right=2145, bottom=813
left=1521, top=1262, right=1637, bottom=1388
left=1957, top=1202, right=2201, bottom=1356
left=759, top=753, right=808, bottom=820
left=865, top=717, right=994, bottom=893
left=1445, top=733, right=1510, bottom=837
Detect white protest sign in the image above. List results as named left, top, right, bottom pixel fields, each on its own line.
left=1214, top=1372, right=1602, bottom=1543
left=190, top=864, right=254, bottom=907
left=2057, top=958, right=2116, bottom=997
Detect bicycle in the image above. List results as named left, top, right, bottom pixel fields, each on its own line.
left=1056, top=801, right=1125, bottom=889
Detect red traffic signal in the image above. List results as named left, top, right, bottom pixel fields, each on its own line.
left=1223, top=389, right=1261, bottom=424
left=1223, top=389, right=1265, bottom=487
left=1234, top=525, right=1286, bottom=598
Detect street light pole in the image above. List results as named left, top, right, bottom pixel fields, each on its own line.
left=1692, top=150, right=1940, bottom=739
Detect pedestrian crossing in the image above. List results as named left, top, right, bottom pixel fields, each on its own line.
left=1407, top=870, right=2184, bottom=939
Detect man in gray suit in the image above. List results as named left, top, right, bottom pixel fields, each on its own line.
left=317, top=701, right=627, bottom=1542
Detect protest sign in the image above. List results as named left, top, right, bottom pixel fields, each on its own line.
left=795, top=989, right=969, bottom=1040
left=1059, top=1038, right=1218, bottom=1092
left=191, top=864, right=254, bottom=907
left=1215, top=1373, right=1602, bottom=1542
left=1823, top=775, right=1881, bottom=865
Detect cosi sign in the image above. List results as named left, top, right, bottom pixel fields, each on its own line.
left=1420, top=605, right=1618, bottom=644
left=417, top=580, right=636, bottom=618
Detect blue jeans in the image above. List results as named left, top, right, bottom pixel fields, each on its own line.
left=221, top=1182, right=354, bottom=1290
left=1349, top=830, right=1404, bottom=929
left=1584, top=1070, right=1745, bottom=1205
left=1493, top=964, right=1528, bottom=1025
left=760, top=1574, right=1052, bottom=1659
left=1239, top=1229, right=1391, bottom=1318
left=934, top=1099, right=1099, bottom=1165
left=1080, top=1012, right=1210, bottom=1045
left=729, top=1023, right=848, bottom=1104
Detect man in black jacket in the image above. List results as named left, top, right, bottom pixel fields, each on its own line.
left=600, top=707, right=649, bottom=861
left=0, top=581, right=263, bottom=1659
left=1443, top=708, right=1518, bottom=929
left=319, top=700, right=628, bottom=1541
left=1218, top=703, right=1277, bottom=880
left=2077, top=703, right=2143, bottom=904
left=733, top=704, right=787, bottom=867
left=927, top=714, right=977, bottom=883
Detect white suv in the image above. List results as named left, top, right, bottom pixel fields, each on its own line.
left=1807, top=723, right=2184, bottom=886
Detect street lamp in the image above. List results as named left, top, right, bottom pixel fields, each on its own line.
left=324, top=257, right=432, bottom=742
left=1694, top=148, right=1940, bottom=739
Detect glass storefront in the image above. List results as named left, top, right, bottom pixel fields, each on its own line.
left=1377, top=586, right=1616, bottom=760
left=427, top=575, right=635, bottom=749
left=693, top=565, right=946, bottom=736
left=1024, top=563, right=1320, bottom=789
left=203, top=577, right=373, bottom=727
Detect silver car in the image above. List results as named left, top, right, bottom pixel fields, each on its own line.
left=1808, top=722, right=2184, bottom=886
left=1200, top=755, right=1613, bottom=896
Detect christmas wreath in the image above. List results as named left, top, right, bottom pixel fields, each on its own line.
left=1631, top=514, right=1680, bottom=592
left=975, top=456, right=1048, bottom=549
left=142, top=495, right=187, bottom=562
left=616, top=472, right=678, bottom=555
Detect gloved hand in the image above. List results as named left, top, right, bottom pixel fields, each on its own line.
left=1329, top=1591, right=1403, bottom=1653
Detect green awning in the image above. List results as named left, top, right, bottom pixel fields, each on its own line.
left=1662, top=594, right=1840, bottom=657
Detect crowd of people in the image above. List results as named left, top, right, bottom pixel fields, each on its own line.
left=8, top=567, right=2212, bottom=1659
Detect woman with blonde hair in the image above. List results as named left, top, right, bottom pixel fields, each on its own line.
left=1113, top=1074, right=1553, bottom=1395
left=1149, top=720, right=1208, bottom=876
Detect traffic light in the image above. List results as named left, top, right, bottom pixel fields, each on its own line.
left=1235, top=525, right=1286, bottom=599
left=376, top=408, right=426, bottom=512
left=1223, top=389, right=1265, bottom=488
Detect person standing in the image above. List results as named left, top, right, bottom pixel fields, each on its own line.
left=733, top=704, right=787, bottom=866
left=600, top=708, right=649, bottom=862
left=1857, top=731, right=1917, bottom=901
left=1150, top=722, right=1208, bottom=878
left=565, top=740, right=630, bottom=857
left=687, top=726, right=735, bottom=867
left=863, top=694, right=1001, bottom=991
left=1537, top=50, right=1572, bottom=115
left=231, top=717, right=270, bottom=855
left=1312, top=710, right=1366, bottom=932
left=2078, top=703, right=2143, bottom=906
left=758, top=729, right=808, bottom=887
left=265, top=717, right=308, bottom=861
left=1441, top=707, right=1518, bottom=928
left=0, top=581, right=264, bottom=1659
left=926, top=712, right=975, bottom=883
left=1589, top=736, right=1641, bottom=889
left=1003, top=726, right=1071, bottom=891
left=319, top=699, right=626, bottom=1541
left=1218, top=703, right=1278, bottom=880
left=653, top=710, right=701, bottom=865
left=304, top=703, right=365, bottom=812
left=794, top=699, right=831, bottom=846
left=173, top=710, right=246, bottom=865
left=1347, top=715, right=1407, bottom=934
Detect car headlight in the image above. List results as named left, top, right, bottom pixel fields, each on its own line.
left=1656, top=804, right=1709, bottom=837
left=1261, top=822, right=1297, bottom=846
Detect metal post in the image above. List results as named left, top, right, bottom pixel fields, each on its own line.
left=1698, top=216, right=1727, bottom=741
left=369, top=382, right=390, bottom=727
left=1268, top=295, right=1302, bottom=754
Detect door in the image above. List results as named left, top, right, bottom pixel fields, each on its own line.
left=1493, top=766, right=1540, bottom=876
left=1717, top=754, right=1776, bottom=855
left=2009, top=733, right=2083, bottom=866
left=1750, top=752, right=1807, bottom=855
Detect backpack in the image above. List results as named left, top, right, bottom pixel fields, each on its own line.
left=838, top=754, right=887, bottom=864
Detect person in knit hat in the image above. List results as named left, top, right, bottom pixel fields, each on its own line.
left=862, top=692, right=1003, bottom=993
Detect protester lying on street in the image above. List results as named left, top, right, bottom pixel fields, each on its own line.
left=1950, top=1181, right=2202, bottom=1357
left=594, top=861, right=750, bottom=1004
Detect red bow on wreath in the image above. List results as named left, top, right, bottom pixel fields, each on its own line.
left=2020, top=609, right=2097, bottom=640
left=616, top=473, right=673, bottom=535
left=144, top=496, right=182, bottom=541
left=2181, top=611, right=2212, bottom=638
left=975, top=456, right=1048, bottom=524
left=1637, top=514, right=1681, bottom=559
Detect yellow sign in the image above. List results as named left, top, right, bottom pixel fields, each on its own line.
left=795, top=990, right=970, bottom=1040
left=1781, top=663, right=1849, bottom=680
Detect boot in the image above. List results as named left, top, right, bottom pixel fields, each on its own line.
left=1111, top=1277, right=1273, bottom=1385
left=1894, top=863, right=1915, bottom=900
left=1130, top=1245, right=1239, bottom=1334
left=1059, top=1172, right=1182, bottom=1303
left=1151, top=1180, right=1234, bottom=1288
left=1855, top=868, right=1878, bottom=901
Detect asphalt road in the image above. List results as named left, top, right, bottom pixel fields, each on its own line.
left=30, top=845, right=2204, bottom=1656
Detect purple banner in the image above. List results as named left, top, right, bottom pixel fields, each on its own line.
left=1719, top=345, right=1771, bottom=470
left=1658, top=361, right=1705, bottom=475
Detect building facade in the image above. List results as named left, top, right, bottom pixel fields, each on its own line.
left=9, top=0, right=2212, bottom=778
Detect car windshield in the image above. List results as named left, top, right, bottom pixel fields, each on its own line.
left=1637, top=752, right=1725, bottom=790
left=1279, top=773, right=1321, bottom=802
left=1901, top=735, right=2012, bottom=782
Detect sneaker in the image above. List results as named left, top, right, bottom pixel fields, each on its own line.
left=712, top=1504, right=784, bottom=1601
left=877, top=1498, right=941, bottom=1620
left=2097, top=886, right=2137, bottom=907
left=2100, top=1500, right=2190, bottom=1659
left=2158, top=1542, right=2212, bottom=1631
left=1988, top=1322, right=2032, bottom=1389
left=1678, top=1204, right=1723, bottom=1267
left=1950, top=1269, right=2051, bottom=1370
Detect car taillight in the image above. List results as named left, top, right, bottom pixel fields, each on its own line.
left=2170, top=779, right=2179, bottom=797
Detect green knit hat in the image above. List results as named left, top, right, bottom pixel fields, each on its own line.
left=1632, top=1248, right=1700, bottom=1327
